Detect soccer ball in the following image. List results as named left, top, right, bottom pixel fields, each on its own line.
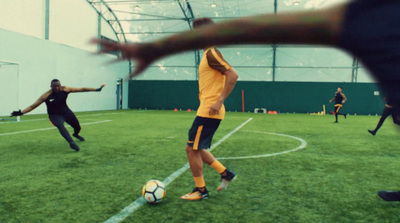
left=142, top=180, right=166, bottom=204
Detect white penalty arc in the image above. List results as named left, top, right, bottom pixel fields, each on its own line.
left=217, top=130, right=307, bottom=160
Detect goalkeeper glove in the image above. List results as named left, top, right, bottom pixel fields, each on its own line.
left=96, top=85, right=105, bottom=92
left=11, top=109, right=23, bottom=116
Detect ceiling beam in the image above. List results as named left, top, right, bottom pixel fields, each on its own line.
left=86, top=0, right=127, bottom=43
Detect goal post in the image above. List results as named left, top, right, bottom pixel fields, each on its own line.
left=0, top=60, right=20, bottom=122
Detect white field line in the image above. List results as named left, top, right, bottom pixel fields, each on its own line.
left=217, top=130, right=307, bottom=160
left=0, top=118, right=48, bottom=123
left=0, top=110, right=153, bottom=124
left=103, top=117, right=253, bottom=223
left=0, top=120, right=112, bottom=136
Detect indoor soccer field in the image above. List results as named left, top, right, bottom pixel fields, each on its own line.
left=2, top=0, right=400, bottom=222
left=1, top=110, right=399, bottom=222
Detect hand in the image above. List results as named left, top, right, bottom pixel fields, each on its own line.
left=91, top=38, right=156, bottom=79
left=329, top=100, right=332, bottom=103
left=209, top=101, right=223, bottom=116
left=11, top=109, right=23, bottom=116
left=96, top=83, right=106, bottom=91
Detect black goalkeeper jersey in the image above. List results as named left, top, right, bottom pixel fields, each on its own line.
left=334, top=93, right=344, bottom=105
left=45, top=91, right=71, bottom=115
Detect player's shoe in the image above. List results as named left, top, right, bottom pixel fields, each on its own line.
left=181, top=187, right=209, bottom=200
left=378, top=191, right=400, bottom=201
left=344, top=114, right=347, bottom=119
left=217, top=169, right=236, bottom=191
left=368, top=129, right=376, bottom=136
left=73, top=134, right=85, bottom=141
left=69, top=142, right=80, bottom=151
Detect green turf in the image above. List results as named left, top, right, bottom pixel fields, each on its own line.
left=1, top=110, right=399, bottom=222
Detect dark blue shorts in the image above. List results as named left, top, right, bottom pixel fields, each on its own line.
left=334, top=104, right=343, bottom=113
left=187, top=116, right=221, bottom=150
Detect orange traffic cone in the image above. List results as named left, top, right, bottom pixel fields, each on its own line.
left=174, top=108, right=178, bottom=112
left=187, top=108, right=192, bottom=112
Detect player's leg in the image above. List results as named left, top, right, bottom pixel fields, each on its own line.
left=337, top=112, right=347, bottom=118
left=200, top=149, right=236, bottom=191
left=64, top=110, right=85, bottom=141
left=181, top=117, right=209, bottom=200
left=336, top=105, right=346, bottom=119
left=377, top=105, right=400, bottom=200
left=196, top=118, right=236, bottom=191
left=334, top=105, right=340, bottom=123
left=369, top=107, right=391, bottom=135
left=182, top=145, right=209, bottom=200
left=391, top=108, right=400, bottom=125
left=186, top=146, right=204, bottom=179
left=378, top=191, right=400, bottom=201
left=49, top=115, right=79, bottom=151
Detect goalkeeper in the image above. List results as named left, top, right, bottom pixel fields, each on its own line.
left=11, top=79, right=105, bottom=152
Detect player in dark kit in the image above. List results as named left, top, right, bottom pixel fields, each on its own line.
left=368, top=97, right=400, bottom=136
left=11, top=79, right=106, bottom=151
left=329, top=87, right=347, bottom=123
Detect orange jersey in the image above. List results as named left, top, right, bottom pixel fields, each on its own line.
left=196, top=47, right=231, bottom=120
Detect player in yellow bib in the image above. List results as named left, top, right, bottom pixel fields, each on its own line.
left=180, top=18, right=239, bottom=200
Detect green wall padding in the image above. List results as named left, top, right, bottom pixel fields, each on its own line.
left=129, top=80, right=385, bottom=115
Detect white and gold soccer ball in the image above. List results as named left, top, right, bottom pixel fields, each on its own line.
left=142, top=180, right=166, bottom=204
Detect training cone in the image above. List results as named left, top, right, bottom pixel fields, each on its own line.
left=187, top=108, right=192, bottom=112
left=268, top=110, right=278, bottom=115
left=174, top=108, right=178, bottom=112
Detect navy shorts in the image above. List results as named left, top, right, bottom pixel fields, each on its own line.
left=334, top=104, right=343, bottom=113
left=187, top=116, right=221, bottom=150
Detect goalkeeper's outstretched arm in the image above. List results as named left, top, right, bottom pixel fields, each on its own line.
left=11, top=91, right=50, bottom=116
left=64, top=84, right=106, bottom=93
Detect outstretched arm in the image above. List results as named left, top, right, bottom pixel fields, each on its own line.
left=15, top=91, right=50, bottom=115
left=64, top=84, right=106, bottom=93
left=93, top=2, right=348, bottom=78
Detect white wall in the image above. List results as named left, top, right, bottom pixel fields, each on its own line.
left=49, top=0, right=98, bottom=51
left=0, top=0, right=119, bottom=52
left=0, top=0, right=45, bottom=39
left=0, top=28, right=129, bottom=116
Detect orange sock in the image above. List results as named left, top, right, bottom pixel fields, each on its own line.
left=193, top=176, right=206, bottom=189
left=210, top=160, right=226, bottom=174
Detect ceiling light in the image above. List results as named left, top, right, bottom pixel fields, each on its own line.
left=293, top=1, right=300, bottom=6
left=134, top=5, right=141, bottom=10
left=210, top=3, right=217, bottom=7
